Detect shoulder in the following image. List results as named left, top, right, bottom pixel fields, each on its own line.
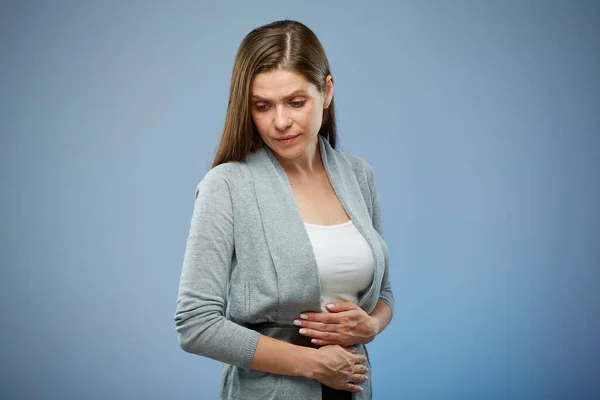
left=203, top=162, right=245, bottom=182
left=195, top=161, right=245, bottom=199
left=343, top=152, right=375, bottom=178
left=330, top=146, right=377, bottom=188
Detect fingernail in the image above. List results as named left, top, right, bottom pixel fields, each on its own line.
left=349, top=347, right=357, bottom=353
left=293, top=319, right=302, bottom=326
left=358, top=386, right=363, bottom=391
left=326, top=303, right=334, bottom=309
left=311, top=339, right=317, bottom=344
left=299, top=329, right=307, bottom=334
left=299, top=314, right=308, bottom=319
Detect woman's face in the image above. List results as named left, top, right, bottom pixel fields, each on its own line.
left=250, top=69, right=333, bottom=162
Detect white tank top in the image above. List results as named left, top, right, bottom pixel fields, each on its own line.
left=304, top=220, right=374, bottom=312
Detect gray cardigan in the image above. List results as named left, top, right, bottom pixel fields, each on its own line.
left=174, top=137, right=394, bottom=399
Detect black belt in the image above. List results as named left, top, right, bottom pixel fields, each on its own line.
left=244, top=322, right=318, bottom=348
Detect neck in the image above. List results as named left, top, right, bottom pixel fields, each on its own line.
left=274, top=135, right=323, bottom=175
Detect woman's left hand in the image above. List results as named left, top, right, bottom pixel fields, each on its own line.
left=295, top=302, right=380, bottom=347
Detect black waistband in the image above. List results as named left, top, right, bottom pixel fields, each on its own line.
left=244, top=322, right=318, bottom=348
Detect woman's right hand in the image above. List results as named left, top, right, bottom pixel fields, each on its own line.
left=309, top=345, right=368, bottom=392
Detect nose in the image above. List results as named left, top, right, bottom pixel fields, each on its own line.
left=274, top=106, right=292, bottom=131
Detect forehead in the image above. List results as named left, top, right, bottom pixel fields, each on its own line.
left=251, top=69, right=317, bottom=99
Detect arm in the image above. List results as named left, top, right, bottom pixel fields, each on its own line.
left=368, top=164, right=395, bottom=317
left=295, top=164, right=394, bottom=346
left=251, top=335, right=368, bottom=392
left=250, top=335, right=314, bottom=376
left=175, top=169, right=312, bottom=371
left=174, top=168, right=260, bottom=369
left=369, top=300, right=393, bottom=336
left=174, top=167, right=367, bottom=390
left=295, top=300, right=391, bottom=347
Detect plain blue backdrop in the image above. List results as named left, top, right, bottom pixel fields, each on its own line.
left=1, top=1, right=599, bottom=399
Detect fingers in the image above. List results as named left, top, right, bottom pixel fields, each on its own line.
left=354, top=354, right=367, bottom=364
left=294, top=319, right=337, bottom=332
left=353, top=364, right=368, bottom=375
left=340, top=383, right=364, bottom=393
left=348, top=364, right=369, bottom=389
left=350, top=374, right=369, bottom=383
left=312, top=339, right=344, bottom=346
left=298, top=312, right=339, bottom=323
left=334, top=366, right=368, bottom=393
left=341, top=347, right=367, bottom=366
left=299, top=328, right=344, bottom=343
left=325, top=302, right=359, bottom=312
left=319, top=346, right=368, bottom=393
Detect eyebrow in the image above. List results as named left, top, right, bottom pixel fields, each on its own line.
left=251, top=90, right=308, bottom=102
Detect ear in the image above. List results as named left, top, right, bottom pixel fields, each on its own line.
left=323, top=74, right=334, bottom=109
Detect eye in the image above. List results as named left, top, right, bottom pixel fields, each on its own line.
left=290, top=100, right=306, bottom=108
left=255, top=103, right=270, bottom=112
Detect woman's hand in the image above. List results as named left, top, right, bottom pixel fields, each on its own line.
left=308, top=345, right=368, bottom=392
left=295, top=302, right=379, bottom=347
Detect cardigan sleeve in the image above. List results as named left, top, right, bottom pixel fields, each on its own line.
left=174, top=166, right=260, bottom=370
left=367, top=166, right=395, bottom=316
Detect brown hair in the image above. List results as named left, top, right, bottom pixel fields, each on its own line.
left=212, top=20, right=337, bottom=168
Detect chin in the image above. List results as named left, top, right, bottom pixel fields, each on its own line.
left=265, top=133, right=319, bottom=162
left=271, top=147, right=303, bottom=160
left=269, top=139, right=305, bottom=157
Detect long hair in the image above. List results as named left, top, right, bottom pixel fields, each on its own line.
left=212, top=20, right=337, bottom=168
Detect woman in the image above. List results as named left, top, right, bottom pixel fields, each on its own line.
left=174, top=20, right=394, bottom=399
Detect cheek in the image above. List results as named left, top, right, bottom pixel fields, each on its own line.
left=296, top=107, right=322, bottom=132
left=309, top=108, right=323, bottom=130
left=251, top=113, right=268, bottom=134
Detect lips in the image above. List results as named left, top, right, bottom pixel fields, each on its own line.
left=275, top=134, right=300, bottom=145
left=276, top=134, right=299, bottom=141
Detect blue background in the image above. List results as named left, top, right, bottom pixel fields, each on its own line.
left=1, top=1, right=599, bottom=399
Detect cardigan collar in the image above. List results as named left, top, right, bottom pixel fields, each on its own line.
left=245, top=136, right=384, bottom=322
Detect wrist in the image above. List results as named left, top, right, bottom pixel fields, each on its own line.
left=369, top=314, right=381, bottom=336
left=298, top=347, right=320, bottom=379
